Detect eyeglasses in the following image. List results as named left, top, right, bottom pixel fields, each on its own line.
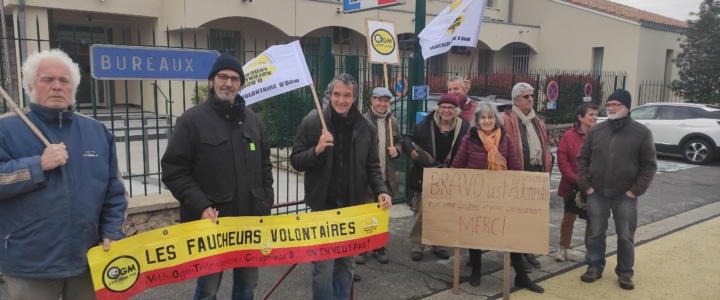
left=438, top=105, right=456, bottom=111
left=518, top=94, right=533, bottom=100
left=216, top=74, right=242, bottom=85
left=605, top=102, right=624, bottom=108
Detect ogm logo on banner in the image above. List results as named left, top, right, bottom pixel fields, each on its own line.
left=448, top=15, right=466, bottom=34
left=102, top=256, right=140, bottom=292
left=547, top=81, right=559, bottom=102
left=243, top=54, right=276, bottom=88
left=371, top=29, right=396, bottom=55
left=366, top=19, right=400, bottom=65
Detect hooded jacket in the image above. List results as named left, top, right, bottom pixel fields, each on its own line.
left=290, top=104, right=388, bottom=211
left=0, top=103, right=127, bottom=278
left=162, top=92, right=274, bottom=222
left=577, top=115, right=657, bottom=198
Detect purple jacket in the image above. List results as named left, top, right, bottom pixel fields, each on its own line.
left=451, top=127, right=522, bottom=171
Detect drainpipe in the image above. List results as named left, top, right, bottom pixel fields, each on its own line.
left=0, top=0, right=14, bottom=99
left=508, top=0, right=514, bottom=23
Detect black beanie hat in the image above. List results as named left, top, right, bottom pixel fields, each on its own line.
left=608, top=89, right=632, bottom=109
left=208, top=53, right=245, bottom=86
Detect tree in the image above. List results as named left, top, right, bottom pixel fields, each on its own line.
left=671, top=0, right=720, bottom=104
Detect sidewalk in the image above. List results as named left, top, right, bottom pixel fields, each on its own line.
left=426, top=201, right=720, bottom=300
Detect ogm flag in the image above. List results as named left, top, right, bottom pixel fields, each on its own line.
left=240, top=40, right=313, bottom=105
left=418, top=0, right=486, bottom=59
left=366, top=19, right=400, bottom=65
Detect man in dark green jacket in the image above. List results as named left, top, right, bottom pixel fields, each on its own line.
left=290, top=73, right=391, bottom=300
left=577, top=89, right=657, bottom=291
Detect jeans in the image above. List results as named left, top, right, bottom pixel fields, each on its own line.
left=585, top=192, right=638, bottom=278
left=193, top=267, right=258, bottom=300
left=312, top=255, right=355, bottom=300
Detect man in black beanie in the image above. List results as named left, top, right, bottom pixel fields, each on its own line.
left=576, top=89, right=657, bottom=291
left=162, top=53, right=273, bottom=300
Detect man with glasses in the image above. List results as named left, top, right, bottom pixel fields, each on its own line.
left=403, top=93, right=469, bottom=261
left=577, top=89, right=657, bottom=290
left=162, top=53, right=274, bottom=300
left=501, top=82, right=553, bottom=271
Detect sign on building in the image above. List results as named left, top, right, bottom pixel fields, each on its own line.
left=343, top=0, right=406, bottom=14
left=90, top=45, right=220, bottom=80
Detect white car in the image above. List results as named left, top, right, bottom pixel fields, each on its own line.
left=601, top=103, right=720, bottom=165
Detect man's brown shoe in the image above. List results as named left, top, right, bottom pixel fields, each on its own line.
left=411, top=251, right=424, bottom=261
left=432, top=249, right=450, bottom=259
left=618, top=276, right=634, bottom=290
left=580, top=270, right=602, bottom=283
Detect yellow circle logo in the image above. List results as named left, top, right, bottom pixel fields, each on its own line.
left=102, top=256, right=140, bottom=293
left=447, top=15, right=465, bottom=34
left=261, top=242, right=273, bottom=255
left=371, top=29, right=396, bottom=55
left=243, top=54, right=276, bottom=88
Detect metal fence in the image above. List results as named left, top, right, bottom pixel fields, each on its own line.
left=638, top=80, right=686, bottom=105
left=1, top=20, right=627, bottom=213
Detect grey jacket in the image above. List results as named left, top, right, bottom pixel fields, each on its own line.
left=577, top=116, right=657, bottom=198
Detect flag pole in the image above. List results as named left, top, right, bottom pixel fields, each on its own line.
left=465, top=46, right=479, bottom=89
left=308, top=83, right=328, bottom=132
left=383, top=64, right=394, bottom=147
left=0, top=86, right=51, bottom=147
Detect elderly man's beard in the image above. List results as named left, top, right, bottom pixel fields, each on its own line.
left=214, top=87, right=237, bottom=103
left=607, top=108, right=628, bottom=120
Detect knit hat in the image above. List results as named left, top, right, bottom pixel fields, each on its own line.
left=607, top=89, right=632, bottom=109
left=437, top=93, right=459, bottom=107
left=208, top=53, right=245, bottom=86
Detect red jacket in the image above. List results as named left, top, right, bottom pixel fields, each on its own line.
left=460, top=99, right=478, bottom=124
left=451, top=127, right=522, bottom=171
left=556, top=123, right=584, bottom=197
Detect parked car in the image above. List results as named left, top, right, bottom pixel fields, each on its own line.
left=390, top=93, right=512, bottom=133
left=599, top=103, right=720, bottom=165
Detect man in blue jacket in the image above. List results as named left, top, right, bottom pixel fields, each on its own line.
left=0, top=49, right=127, bottom=299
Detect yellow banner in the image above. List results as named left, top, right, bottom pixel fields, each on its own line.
left=88, top=204, right=388, bottom=299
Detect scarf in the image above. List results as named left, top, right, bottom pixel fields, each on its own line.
left=479, top=128, right=507, bottom=170
left=369, top=107, right=389, bottom=181
left=512, top=105, right=543, bottom=166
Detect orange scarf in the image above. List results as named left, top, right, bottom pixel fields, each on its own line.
left=478, top=128, right=507, bottom=170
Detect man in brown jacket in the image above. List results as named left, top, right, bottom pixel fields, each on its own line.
left=577, top=89, right=657, bottom=291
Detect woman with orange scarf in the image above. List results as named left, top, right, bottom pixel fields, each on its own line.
left=451, top=101, right=544, bottom=293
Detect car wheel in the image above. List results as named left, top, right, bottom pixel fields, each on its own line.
left=682, top=139, right=714, bottom=165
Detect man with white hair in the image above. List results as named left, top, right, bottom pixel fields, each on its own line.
left=0, top=49, right=127, bottom=299
left=501, top=82, right=553, bottom=271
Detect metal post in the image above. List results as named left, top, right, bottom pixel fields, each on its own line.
left=407, top=0, right=426, bottom=133
left=318, top=36, right=334, bottom=99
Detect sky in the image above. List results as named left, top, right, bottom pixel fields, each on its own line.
left=610, top=0, right=704, bottom=21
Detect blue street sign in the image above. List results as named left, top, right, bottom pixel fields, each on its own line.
left=412, top=85, right=429, bottom=100
left=90, top=45, right=220, bottom=80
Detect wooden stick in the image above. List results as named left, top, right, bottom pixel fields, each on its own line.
left=309, top=84, right=328, bottom=132
left=383, top=64, right=389, bottom=90
left=452, top=247, right=460, bottom=295
left=466, top=46, right=479, bottom=80
left=0, top=86, right=51, bottom=147
left=503, top=252, right=510, bottom=300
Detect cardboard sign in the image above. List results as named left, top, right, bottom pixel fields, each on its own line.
left=421, top=169, right=549, bottom=254
left=88, top=204, right=389, bottom=300
left=366, top=19, right=400, bottom=65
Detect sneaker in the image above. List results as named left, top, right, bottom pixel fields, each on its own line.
left=372, top=247, right=389, bottom=264
left=580, top=270, right=603, bottom=283
left=353, top=273, right=361, bottom=282
left=355, top=252, right=367, bottom=265
left=524, top=254, right=541, bottom=268
left=432, top=249, right=450, bottom=260
left=411, top=251, right=424, bottom=261
left=554, top=247, right=567, bottom=262
left=618, top=276, right=634, bottom=290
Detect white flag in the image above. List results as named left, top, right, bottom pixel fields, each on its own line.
left=418, top=0, right=486, bottom=59
left=240, top=41, right=313, bottom=105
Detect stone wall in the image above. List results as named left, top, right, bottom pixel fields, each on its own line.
left=123, top=193, right=180, bottom=236
left=547, top=123, right=573, bottom=147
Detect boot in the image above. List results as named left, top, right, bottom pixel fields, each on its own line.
left=469, top=249, right=482, bottom=287
left=515, top=274, right=544, bottom=293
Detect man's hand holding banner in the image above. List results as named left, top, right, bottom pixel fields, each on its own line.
left=88, top=204, right=389, bottom=300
